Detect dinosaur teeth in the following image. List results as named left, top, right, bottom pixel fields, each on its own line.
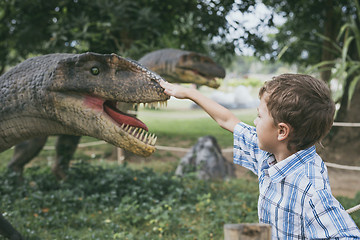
left=132, top=103, right=139, bottom=109
left=143, top=100, right=167, bottom=109
left=120, top=124, right=157, bottom=146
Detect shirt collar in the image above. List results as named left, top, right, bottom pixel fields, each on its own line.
left=267, top=145, right=316, bottom=183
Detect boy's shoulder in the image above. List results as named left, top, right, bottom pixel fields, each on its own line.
left=234, top=122, right=256, bottom=132
left=234, top=122, right=257, bottom=140
left=288, top=150, right=330, bottom=195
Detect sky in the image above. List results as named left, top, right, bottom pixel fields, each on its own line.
left=226, top=2, right=286, bottom=56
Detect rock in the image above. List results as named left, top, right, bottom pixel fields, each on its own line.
left=175, top=136, right=235, bottom=180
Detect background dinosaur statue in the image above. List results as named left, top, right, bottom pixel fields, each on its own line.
left=138, top=48, right=225, bottom=88
left=8, top=49, right=226, bottom=179
left=0, top=52, right=169, bottom=240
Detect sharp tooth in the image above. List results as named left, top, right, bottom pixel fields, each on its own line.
left=121, top=123, right=125, bottom=129
left=139, top=131, right=144, bottom=141
left=128, top=126, right=133, bottom=133
left=152, top=136, right=157, bottom=145
left=133, top=128, right=138, bottom=136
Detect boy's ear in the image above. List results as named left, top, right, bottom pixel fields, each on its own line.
left=277, top=122, right=291, bottom=141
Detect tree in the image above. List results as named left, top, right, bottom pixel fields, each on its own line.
left=316, top=0, right=360, bottom=165
left=238, top=0, right=360, bottom=165
left=0, top=0, right=258, bottom=74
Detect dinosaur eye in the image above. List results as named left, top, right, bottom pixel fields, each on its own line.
left=90, top=67, right=100, bottom=75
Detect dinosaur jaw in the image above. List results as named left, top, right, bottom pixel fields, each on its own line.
left=177, top=68, right=221, bottom=88
left=104, top=101, right=148, bottom=131
left=74, top=94, right=166, bottom=156
left=103, top=101, right=158, bottom=146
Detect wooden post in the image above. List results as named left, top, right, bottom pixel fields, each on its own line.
left=117, top=148, right=125, bottom=164
left=224, top=223, right=271, bottom=240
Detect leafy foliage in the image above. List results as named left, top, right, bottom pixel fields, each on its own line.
left=1, top=162, right=358, bottom=239
left=305, top=0, right=360, bottom=124
left=0, top=163, right=259, bottom=239
left=0, top=0, right=253, bottom=74
left=242, top=0, right=356, bottom=66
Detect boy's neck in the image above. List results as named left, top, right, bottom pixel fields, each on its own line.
left=273, top=145, right=297, bottom=163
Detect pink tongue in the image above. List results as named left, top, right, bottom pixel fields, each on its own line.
left=104, top=105, right=148, bottom=131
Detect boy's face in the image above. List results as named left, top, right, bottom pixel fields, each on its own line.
left=254, top=93, right=279, bottom=153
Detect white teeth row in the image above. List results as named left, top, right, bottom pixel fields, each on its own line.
left=132, top=101, right=168, bottom=109
left=121, top=124, right=157, bottom=146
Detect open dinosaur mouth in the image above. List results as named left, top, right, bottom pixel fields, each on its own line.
left=104, top=101, right=148, bottom=131
left=103, top=101, right=158, bottom=146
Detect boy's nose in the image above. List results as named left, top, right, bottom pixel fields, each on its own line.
left=254, top=118, right=258, bottom=126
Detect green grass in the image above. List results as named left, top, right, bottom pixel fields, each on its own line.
left=0, top=108, right=257, bottom=170
left=1, top=107, right=359, bottom=239
left=0, top=163, right=260, bottom=240
left=138, top=108, right=257, bottom=148
left=0, top=108, right=259, bottom=239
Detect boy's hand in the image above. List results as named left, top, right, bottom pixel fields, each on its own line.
left=159, top=80, right=240, bottom=132
left=159, top=80, right=192, bottom=99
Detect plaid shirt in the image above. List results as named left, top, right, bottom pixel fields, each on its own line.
left=233, top=122, right=360, bottom=239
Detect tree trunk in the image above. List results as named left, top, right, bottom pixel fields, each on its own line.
left=320, top=0, right=336, bottom=83
left=321, top=76, right=360, bottom=166
left=319, top=1, right=360, bottom=166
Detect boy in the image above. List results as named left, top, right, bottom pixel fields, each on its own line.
left=160, top=74, right=360, bottom=239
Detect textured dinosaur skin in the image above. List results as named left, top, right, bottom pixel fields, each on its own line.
left=8, top=49, right=226, bottom=179
left=0, top=52, right=169, bottom=239
left=1, top=52, right=168, bottom=154
left=139, top=48, right=225, bottom=88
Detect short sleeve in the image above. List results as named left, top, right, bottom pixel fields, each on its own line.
left=233, top=122, right=263, bottom=176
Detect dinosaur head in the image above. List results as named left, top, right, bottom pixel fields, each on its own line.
left=41, top=52, right=169, bottom=156
left=138, top=48, right=226, bottom=88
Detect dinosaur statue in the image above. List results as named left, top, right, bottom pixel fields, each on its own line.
left=0, top=52, right=169, bottom=240
left=138, top=48, right=225, bottom=88
left=8, top=49, right=226, bottom=179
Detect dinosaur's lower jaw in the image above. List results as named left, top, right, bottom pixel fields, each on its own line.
left=104, top=101, right=148, bottom=131
left=206, top=78, right=221, bottom=89
left=177, top=69, right=221, bottom=88
left=82, top=95, right=160, bottom=150
left=104, top=101, right=157, bottom=146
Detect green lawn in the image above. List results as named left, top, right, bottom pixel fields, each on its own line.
left=0, top=107, right=359, bottom=239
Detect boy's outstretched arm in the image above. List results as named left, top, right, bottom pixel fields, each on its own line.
left=160, top=80, right=240, bottom=132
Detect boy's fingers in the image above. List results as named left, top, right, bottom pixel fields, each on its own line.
left=160, top=81, right=174, bottom=91
left=159, top=80, right=169, bottom=88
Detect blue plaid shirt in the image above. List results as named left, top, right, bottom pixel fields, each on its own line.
left=233, top=122, right=360, bottom=239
